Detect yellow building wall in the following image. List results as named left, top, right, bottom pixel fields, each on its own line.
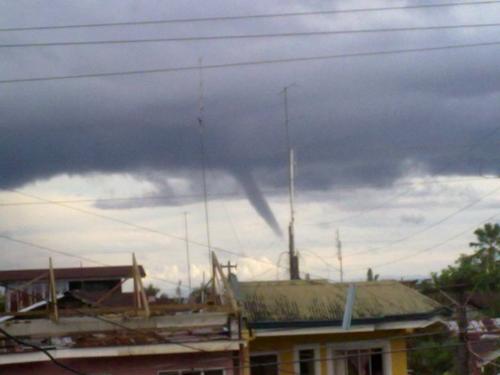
left=249, top=330, right=408, bottom=375
left=390, top=338, right=407, bottom=375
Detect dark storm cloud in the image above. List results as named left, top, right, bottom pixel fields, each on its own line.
left=1, top=0, right=500, bottom=232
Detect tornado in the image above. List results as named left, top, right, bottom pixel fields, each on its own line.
left=235, top=170, right=283, bottom=237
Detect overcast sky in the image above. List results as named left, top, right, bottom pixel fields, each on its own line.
left=1, top=0, right=500, bottom=293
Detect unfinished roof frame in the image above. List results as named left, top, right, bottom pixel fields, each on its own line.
left=0, top=252, right=239, bottom=321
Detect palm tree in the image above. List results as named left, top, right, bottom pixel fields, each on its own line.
left=469, top=223, right=500, bottom=274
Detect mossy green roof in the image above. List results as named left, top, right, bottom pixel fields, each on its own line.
left=237, top=279, right=443, bottom=324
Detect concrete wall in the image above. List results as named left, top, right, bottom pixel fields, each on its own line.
left=249, top=330, right=408, bottom=375
left=0, top=351, right=236, bottom=375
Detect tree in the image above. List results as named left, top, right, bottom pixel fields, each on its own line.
left=433, top=223, right=500, bottom=302
left=469, top=223, right=500, bottom=275
left=144, top=284, right=160, bottom=297
left=422, top=223, right=500, bottom=375
left=408, top=335, right=457, bottom=375
left=366, top=268, right=379, bottom=281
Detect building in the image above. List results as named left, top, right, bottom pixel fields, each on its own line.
left=234, top=279, right=448, bottom=375
left=0, top=255, right=244, bottom=375
left=0, top=264, right=145, bottom=312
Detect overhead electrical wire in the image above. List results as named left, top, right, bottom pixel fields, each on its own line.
left=3, top=22, right=500, bottom=48
left=3, top=40, right=500, bottom=84
left=352, top=211, right=500, bottom=270
left=2, top=189, right=318, bottom=280
left=1, top=0, right=499, bottom=32
left=0, top=233, right=188, bottom=289
left=0, top=177, right=493, bottom=208
left=0, top=326, right=87, bottom=375
left=315, top=125, right=500, bottom=227
left=344, top=183, right=500, bottom=258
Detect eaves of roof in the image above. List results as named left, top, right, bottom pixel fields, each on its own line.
left=247, top=308, right=451, bottom=330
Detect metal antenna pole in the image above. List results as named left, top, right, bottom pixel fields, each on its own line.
left=184, top=212, right=192, bottom=293
left=336, top=229, right=344, bottom=282
left=281, top=85, right=300, bottom=280
left=198, top=58, right=212, bottom=265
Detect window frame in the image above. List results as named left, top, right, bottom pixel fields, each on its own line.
left=249, top=351, right=280, bottom=375
left=294, top=344, right=321, bottom=375
left=326, top=339, right=392, bottom=375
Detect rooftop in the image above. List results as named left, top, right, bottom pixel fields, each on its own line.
left=0, top=265, right=145, bottom=283
left=237, top=279, right=445, bottom=327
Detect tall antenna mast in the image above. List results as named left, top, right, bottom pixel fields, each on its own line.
left=282, top=85, right=300, bottom=280
left=336, top=229, right=344, bottom=282
left=184, top=212, right=192, bottom=293
left=198, top=58, right=212, bottom=265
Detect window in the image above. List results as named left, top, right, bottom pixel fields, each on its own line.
left=294, top=346, right=319, bottom=375
left=299, top=349, right=316, bottom=375
left=330, top=341, right=390, bottom=375
left=158, top=370, right=224, bottom=375
left=250, top=354, right=278, bottom=375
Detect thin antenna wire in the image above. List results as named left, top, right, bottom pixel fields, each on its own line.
left=184, top=212, right=192, bottom=292
left=198, top=58, right=212, bottom=264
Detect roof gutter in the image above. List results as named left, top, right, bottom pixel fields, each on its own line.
left=253, top=316, right=447, bottom=337
left=247, top=308, right=450, bottom=330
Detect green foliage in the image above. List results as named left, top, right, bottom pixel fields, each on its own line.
left=366, top=268, right=379, bottom=281
left=409, top=223, right=500, bottom=375
left=431, top=223, right=500, bottom=299
left=469, top=223, right=500, bottom=275
left=144, top=283, right=161, bottom=297
left=408, top=336, right=457, bottom=375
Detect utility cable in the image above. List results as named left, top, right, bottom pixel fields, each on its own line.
left=0, top=326, right=87, bottom=375
left=0, top=177, right=493, bottom=208
left=3, top=39, right=500, bottom=84
left=0, top=233, right=188, bottom=289
left=2, top=189, right=318, bottom=281
left=354, top=211, right=500, bottom=270
left=1, top=0, right=499, bottom=32
left=345, top=184, right=500, bottom=258
left=3, top=22, right=500, bottom=48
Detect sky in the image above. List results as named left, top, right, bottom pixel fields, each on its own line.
left=1, top=0, right=500, bottom=294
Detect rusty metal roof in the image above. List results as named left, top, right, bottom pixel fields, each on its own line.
left=238, top=279, right=444, bottom=326
left=0, top=265, right=145, bottom=283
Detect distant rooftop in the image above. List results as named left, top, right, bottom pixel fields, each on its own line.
left=237, top=279, right=445, bottom=327
left=0, top=265, right=145, bottom=283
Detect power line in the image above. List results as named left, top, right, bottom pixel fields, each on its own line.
left=164, top=340, right=465, bottom=374
left=344, top=184, right=500, bottom=258
left=1, top=0, right=499, bottom=32
left=0, top=190, right=261, bottom=207
left=3, top=189, right=312, bottom=280
left=4, top=22, right=500, bottom=48
left=0, top=233, right=107, bottom=266
left=312, top=125, right=500, bottom=227
left=0, top=177, right=493, bottom=208
left=355, top=211, right=500, bottom=270
left=3, top=39, right=500, bottom=84
left=0, top=326, right=87, bottom=375
left=0, top=233, right=187, bottom=289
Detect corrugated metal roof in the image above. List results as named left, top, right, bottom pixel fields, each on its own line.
left=238, top=279, right=443, bottom=325
left=0, top=265, right=145, bottom=283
